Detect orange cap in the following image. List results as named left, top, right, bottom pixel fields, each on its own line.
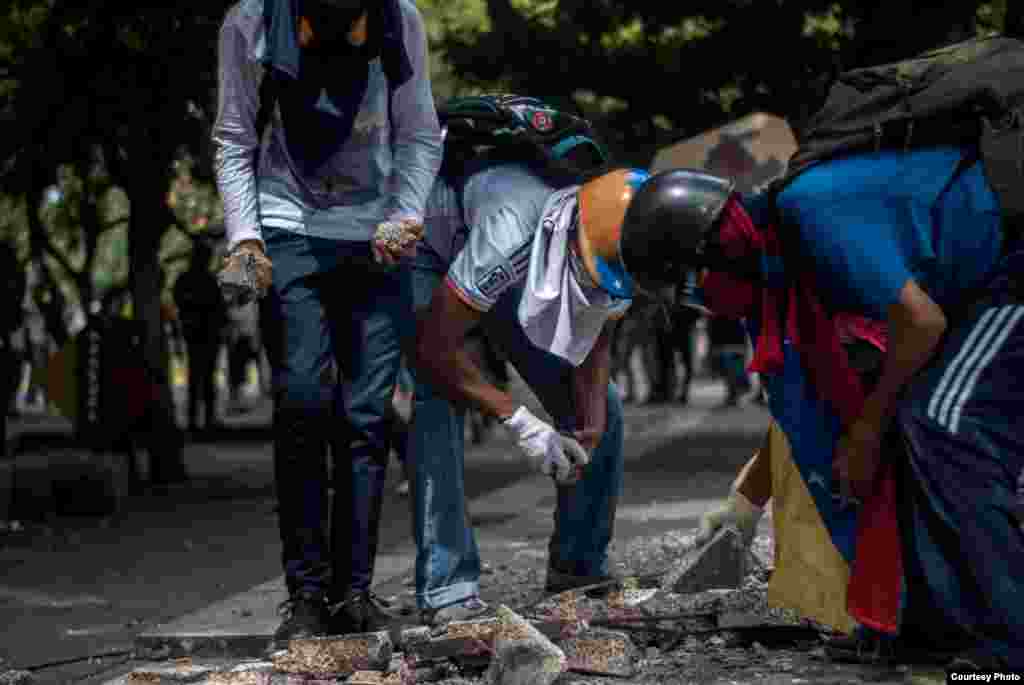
left=576, top=168, right=649, bottom=298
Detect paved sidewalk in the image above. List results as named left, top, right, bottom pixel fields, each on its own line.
left=0, top=375, right=769, bottom=684
left=131, top=380, right=750, bottom=662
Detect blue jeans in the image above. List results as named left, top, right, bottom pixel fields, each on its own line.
left=261, top=226, right=413, bottom=600
left=408, top=245, right=625, bottom=610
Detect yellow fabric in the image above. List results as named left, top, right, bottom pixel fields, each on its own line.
left=765, top=420, right=857, bottom=634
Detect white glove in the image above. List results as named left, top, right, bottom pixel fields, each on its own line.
left=502, top=406, right=590, bottom=485
left=695, top=489, right=764, bottom=548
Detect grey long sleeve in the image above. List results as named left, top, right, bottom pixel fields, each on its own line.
left=211, top=0, right=443, bottom=251
left=212, top=4, right=264, bottom=250
left=385, top=3, right=443, bottom=223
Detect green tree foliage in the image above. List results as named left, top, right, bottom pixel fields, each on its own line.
left=1, top=7, right=229, bottom=341
left=425, top=0, right=995, bottom=164
left=0, top=1, right=234, bottom=471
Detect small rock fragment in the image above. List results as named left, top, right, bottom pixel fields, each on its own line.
left=663, top=526, right=747, bottom=594
left=272, top=632, right=392, bottom=676
left=485, top=606, right=566, bottom=685
left=561, top=628, right=640, bottom=678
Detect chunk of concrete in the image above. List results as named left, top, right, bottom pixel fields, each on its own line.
left=560, top=628, right=640, bottom=678
left=346, top=671, right=404, bottom=685
left=402, top=618, right=498, bottom=662
left=271, top=632, right=392, bottom=676
left=663, top=526, right=747, bottom=594
left=638, top=588, right=731, bottom=616
left=402, top=617, right=564, bottom=663
left=122, top=661, right=218, bottom=683
left=204, top=671, right=273, bottom=685
left=485, top=606, right=565, bottom=685
left=0, top=671, right=34, bottom=685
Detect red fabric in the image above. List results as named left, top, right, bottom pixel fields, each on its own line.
left=835, top=312, right=889, bottom=352
left=847, top=462, right=902, bottom=634
left=711, top=198, right=868, bottom=425
left=703, top=270, right=757, bottom=319
left=710, top=197, right=902, bottom=635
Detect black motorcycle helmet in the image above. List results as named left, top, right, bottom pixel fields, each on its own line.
left=619, top=168, right=736, bottom=295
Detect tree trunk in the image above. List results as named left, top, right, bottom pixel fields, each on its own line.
left=128, top=176, right=187, bottom=484
left=1007, top=0, right=1024, bottom=38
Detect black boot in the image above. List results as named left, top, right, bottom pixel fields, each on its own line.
left=329, top=590, right=395, bottom=635
left=274, top=593, right=329, bottom=646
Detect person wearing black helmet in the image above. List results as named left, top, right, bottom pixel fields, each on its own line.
left=619, top=148, right=1023, bottom=669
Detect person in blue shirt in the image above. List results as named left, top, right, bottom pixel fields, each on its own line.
left=212, top=0, right=442, bottom=643
left=615, top=147, right=1023, bottom=671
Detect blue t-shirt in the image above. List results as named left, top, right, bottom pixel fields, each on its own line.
left=775, top=146, right=1003, bottom=318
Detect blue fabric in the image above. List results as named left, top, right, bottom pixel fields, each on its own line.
left=895, top=252, right=1024, bottom=667
left=776, top=146, right=1003, bottom=318
left=407, top=244, right=481, bottom=609
left=757, top=338, right=860, bottom=562
left=406, top=241, right=625, bottom=609
left=260, top=224, right=414, bottom=597
left=262, top=0, right=412, bottom=175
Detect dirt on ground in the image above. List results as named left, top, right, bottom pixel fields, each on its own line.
left=383, top=528, right=943, bottom=685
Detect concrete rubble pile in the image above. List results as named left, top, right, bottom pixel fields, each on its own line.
left=115, top=526, right=829, bottom=684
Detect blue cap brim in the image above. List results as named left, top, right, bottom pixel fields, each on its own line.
left=594, top=255, right=634, bottom=299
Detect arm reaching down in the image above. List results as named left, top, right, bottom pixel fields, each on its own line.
left=834, top=278, right=947, bottom=498
left=571, top=320, right=615, bottom=452
left=696, top=428, right=771, bottom=547
left=414, top=282, right=588, bottom=484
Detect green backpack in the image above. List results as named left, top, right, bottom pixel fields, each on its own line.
left=437, top=94, right=609, bottom=181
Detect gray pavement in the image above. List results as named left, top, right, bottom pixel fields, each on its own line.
left=0, top=374, right=772, bottom=684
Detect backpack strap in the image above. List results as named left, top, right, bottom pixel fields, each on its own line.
left=253, top=70, right=278, bottom=177
left=980, top=107, right=1024, bottom=249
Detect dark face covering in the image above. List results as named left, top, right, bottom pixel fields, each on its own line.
left=262, top=0, right=411, bottom=175
left=302, top=0, right=368, bottom=52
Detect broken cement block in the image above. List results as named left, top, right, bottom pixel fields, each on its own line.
left=403, top=618, right=498, bottom=662
left=397, top=625, right=431, bottom=650
left=0, top=671, right=33, bottom=685
left=560, top=628, right=640, bottom=678
left=125, top=674, right=160, bottom=685
left=272, top=632, right=392, bottom=676
left=205, top=671, right=273, bottom=685
left=663, top=526, right=747, bottom=594
left=346, top=670, right=403, bottom=685
left=123, top=658, right=218, bottom=683
left=485, top=606, right=566, bottom=685
left=638, top=588, right=729, bottom=617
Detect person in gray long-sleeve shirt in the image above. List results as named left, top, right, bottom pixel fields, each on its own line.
left=212, top=0, right=442, bottom=644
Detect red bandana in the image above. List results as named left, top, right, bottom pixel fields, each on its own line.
left=704, top=197, right=889, bottom=427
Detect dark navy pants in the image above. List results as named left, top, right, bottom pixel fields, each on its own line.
left=261, top=226, right=413, bottom=600
left=896, top=259, right=1024, bottom=668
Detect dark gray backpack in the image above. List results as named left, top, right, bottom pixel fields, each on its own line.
left=774, top=34, right=1024, bottom=241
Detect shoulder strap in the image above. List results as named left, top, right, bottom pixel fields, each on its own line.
left=253, top=70, right=278, bottom=175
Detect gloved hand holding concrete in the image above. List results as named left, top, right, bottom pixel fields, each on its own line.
left=695, top=489, right=764, bottom=549
left=219, top=240, right=273, bottom=307
left=502, top=406, right=589, bottom=485
left=373, top=218, right=424, bottom=265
